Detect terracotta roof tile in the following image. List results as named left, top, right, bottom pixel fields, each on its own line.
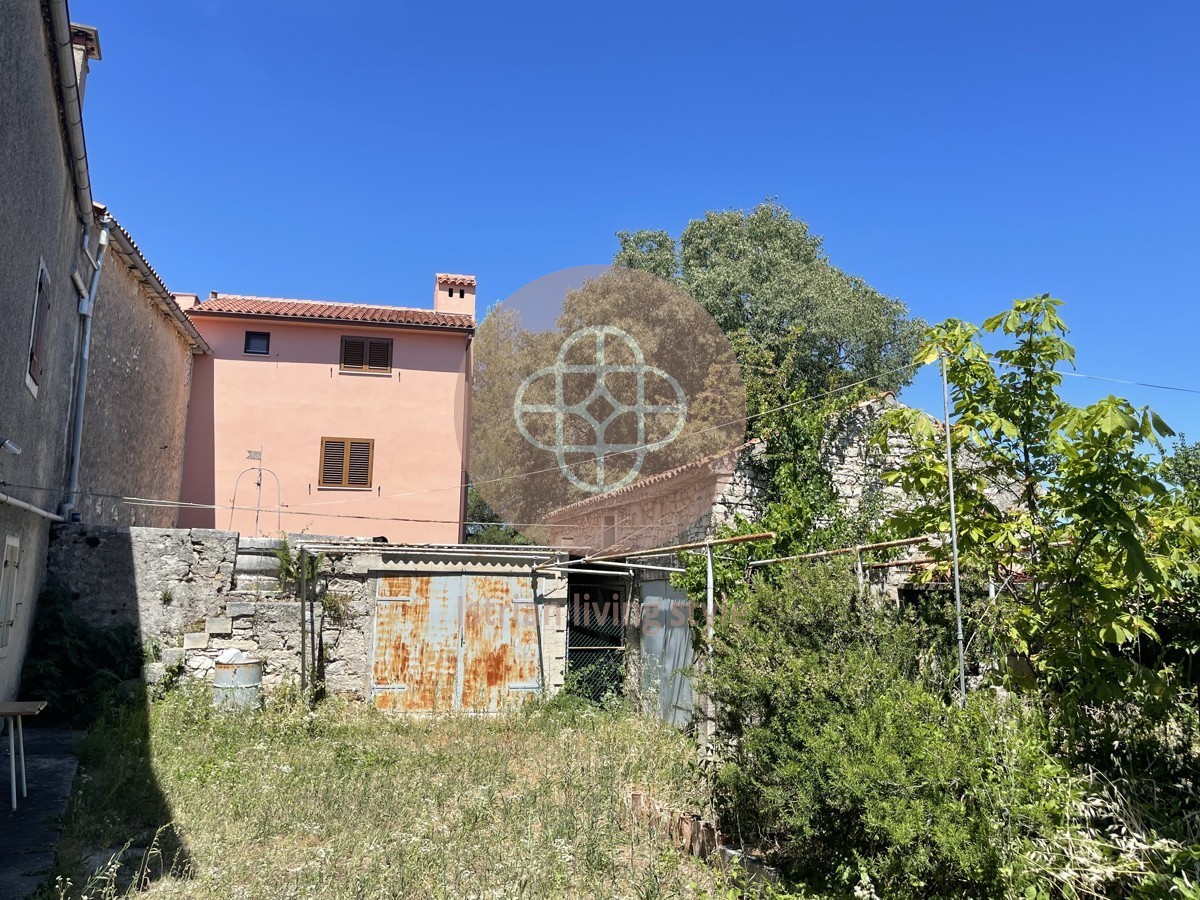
left=542, top=439, right=763, bottom=520
left=436, top=273, right=476, bottom=286
left=190, top=294, right=473, bottom=330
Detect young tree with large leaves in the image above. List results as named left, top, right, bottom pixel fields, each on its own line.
left=882, top=296, right=1200, bottom=733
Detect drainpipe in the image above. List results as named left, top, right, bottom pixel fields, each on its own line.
left=0, top=492, right=64, bottom=524
left=60, top=215, right=113, bottom=521
left=46, top=0, right=94, bottom=230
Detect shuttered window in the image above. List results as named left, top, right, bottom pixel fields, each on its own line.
left=26, top=262, right=51, bottom=394
left=340, top=336, right=392, bottom=372
left=319, top=437, right=374, bottom=488
left=0, top=537, right=20, bottom=652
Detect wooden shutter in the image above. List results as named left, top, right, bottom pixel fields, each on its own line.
left=341, top=337, right=366, bottom=370
left=347, top=441, right=373, bottom=486
left=28, top=267, right=50, bottom=386
left=0, top=538, right=19, bottom=650
left=367, top=339, right=392, bottom=372
left=320, top=439, right=346, bottom=486
left=319, top=438, right=373, bottom=488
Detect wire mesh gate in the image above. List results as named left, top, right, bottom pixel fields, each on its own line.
left=566, top=581, right=627, bottom=701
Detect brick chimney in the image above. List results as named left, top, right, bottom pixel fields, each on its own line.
left=434, top=273, right=476, bottom=318
left=69, top=24, right=101, bottom=103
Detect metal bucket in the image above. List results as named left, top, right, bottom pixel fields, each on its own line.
left=213, top=660, right=263, bottom=711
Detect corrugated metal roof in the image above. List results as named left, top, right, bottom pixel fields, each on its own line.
left=191, top=294, right=473, bottom=330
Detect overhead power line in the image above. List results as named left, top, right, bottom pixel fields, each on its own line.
left=2, top=354, right=1195, bottom=527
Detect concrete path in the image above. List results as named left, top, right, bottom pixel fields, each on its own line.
left=0, top=726, right=81, bottom=899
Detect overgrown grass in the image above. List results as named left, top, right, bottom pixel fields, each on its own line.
left=47, top=687, right=718, bottom=900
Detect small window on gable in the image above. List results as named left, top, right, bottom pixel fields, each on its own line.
left=0, top=536, right=20, bottom=653
left=244, top=331, right=270, bottom=355
left=340, top=336, right=392, bottom=372
left=26, top=260, right=51, bottom=397
left=319, top=437, right=374, bottom=488
left=602, top=515, right=617, bottom=549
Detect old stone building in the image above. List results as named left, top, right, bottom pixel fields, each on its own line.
left=75, top=207, right=210, bottom=527
left=541, top=441, right=767, bottom=554
left=0, top=3, right=103, bottom=699
left=540, top=392, right=915, bottom=556
left=0, top=5, right=209, bottom=699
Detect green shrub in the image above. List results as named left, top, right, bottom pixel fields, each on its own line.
left=274, top=534, right=321, bottom=593
left=702, top=562, right=1077, bottom=898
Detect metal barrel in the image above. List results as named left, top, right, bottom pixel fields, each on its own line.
left=213, top=660, right=264, bottom=711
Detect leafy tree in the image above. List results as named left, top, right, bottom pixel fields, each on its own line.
left=1163, top=435, right=1200, bottom=500
left=615, top=200, right=923, bottom=426
left=465, top=485, right=532, bottom=546
left=880, top=295, right=1200, bottom=730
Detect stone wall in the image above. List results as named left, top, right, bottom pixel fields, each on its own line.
left=682, top=444, right=769, bottom=543
left=47, top=525, right=239, bottom=638
left=0, top=1, right=98, bottom=700
left=76, top=241, right=197, bottom=528
left=544, top=443, right=771, bottom=553
left=819, top=392, right=915, bottom=528
left=43, top=526, right=572, bottom=701
left=45, top=525, right=337, bottom=691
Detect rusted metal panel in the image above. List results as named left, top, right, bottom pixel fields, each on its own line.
left=372, top=573, right=542, bottom=712
left=373, top=575, right=461, bottom=712
left=460, top=574, right=541, bottom=711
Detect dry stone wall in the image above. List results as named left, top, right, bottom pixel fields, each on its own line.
left=44, top=525, right=376, bottom=694
left=819, top=393, right=915, bottom=528
left=44, top=526, right=570, bottom=701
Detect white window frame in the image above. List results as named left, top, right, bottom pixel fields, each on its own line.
left=0, top=536, right=21, bottom=656
left=25, top=258, right=50, bottom=399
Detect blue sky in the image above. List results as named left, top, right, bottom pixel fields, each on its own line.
left=75, top=0, right=1200, bottom=439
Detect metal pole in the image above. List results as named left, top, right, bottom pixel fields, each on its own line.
left=61, top=217, right=112, bottom=520
left=308, top=553, right=318, bottom=688
left=580, top=531, right=776, bottom=564
left=17, top=715, right=25, bottom=797
left=7, top=716, right=15, bottom=811
left=942, top=353, right=968, bottom=704
left=299, top=547, right=307, bottom=697
left=704, top=543, right=715, bottom=752
left=253, top=446, right=263, bottom=538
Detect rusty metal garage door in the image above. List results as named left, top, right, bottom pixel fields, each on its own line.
left=372, top=573, right=541, bottom=712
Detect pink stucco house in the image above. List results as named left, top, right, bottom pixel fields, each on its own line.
left=177, top=274, right=475, bottom=541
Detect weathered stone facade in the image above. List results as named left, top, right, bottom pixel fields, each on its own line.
left=819, top=392, right=915, bottom=528
left=543, top=443, right=769, bottom=554
left=46, top=524, right=239, bottom=639
left=0, top=3, right=101, bottom=700
left=75, top=217, right=207, bottom=527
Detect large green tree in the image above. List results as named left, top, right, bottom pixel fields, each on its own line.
left=615, top=200, right=923, bottom=426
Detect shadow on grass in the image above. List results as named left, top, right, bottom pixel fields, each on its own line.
left=43, top=694, right=192, bottom=897
left=21, top=577, right=191, bottom=897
